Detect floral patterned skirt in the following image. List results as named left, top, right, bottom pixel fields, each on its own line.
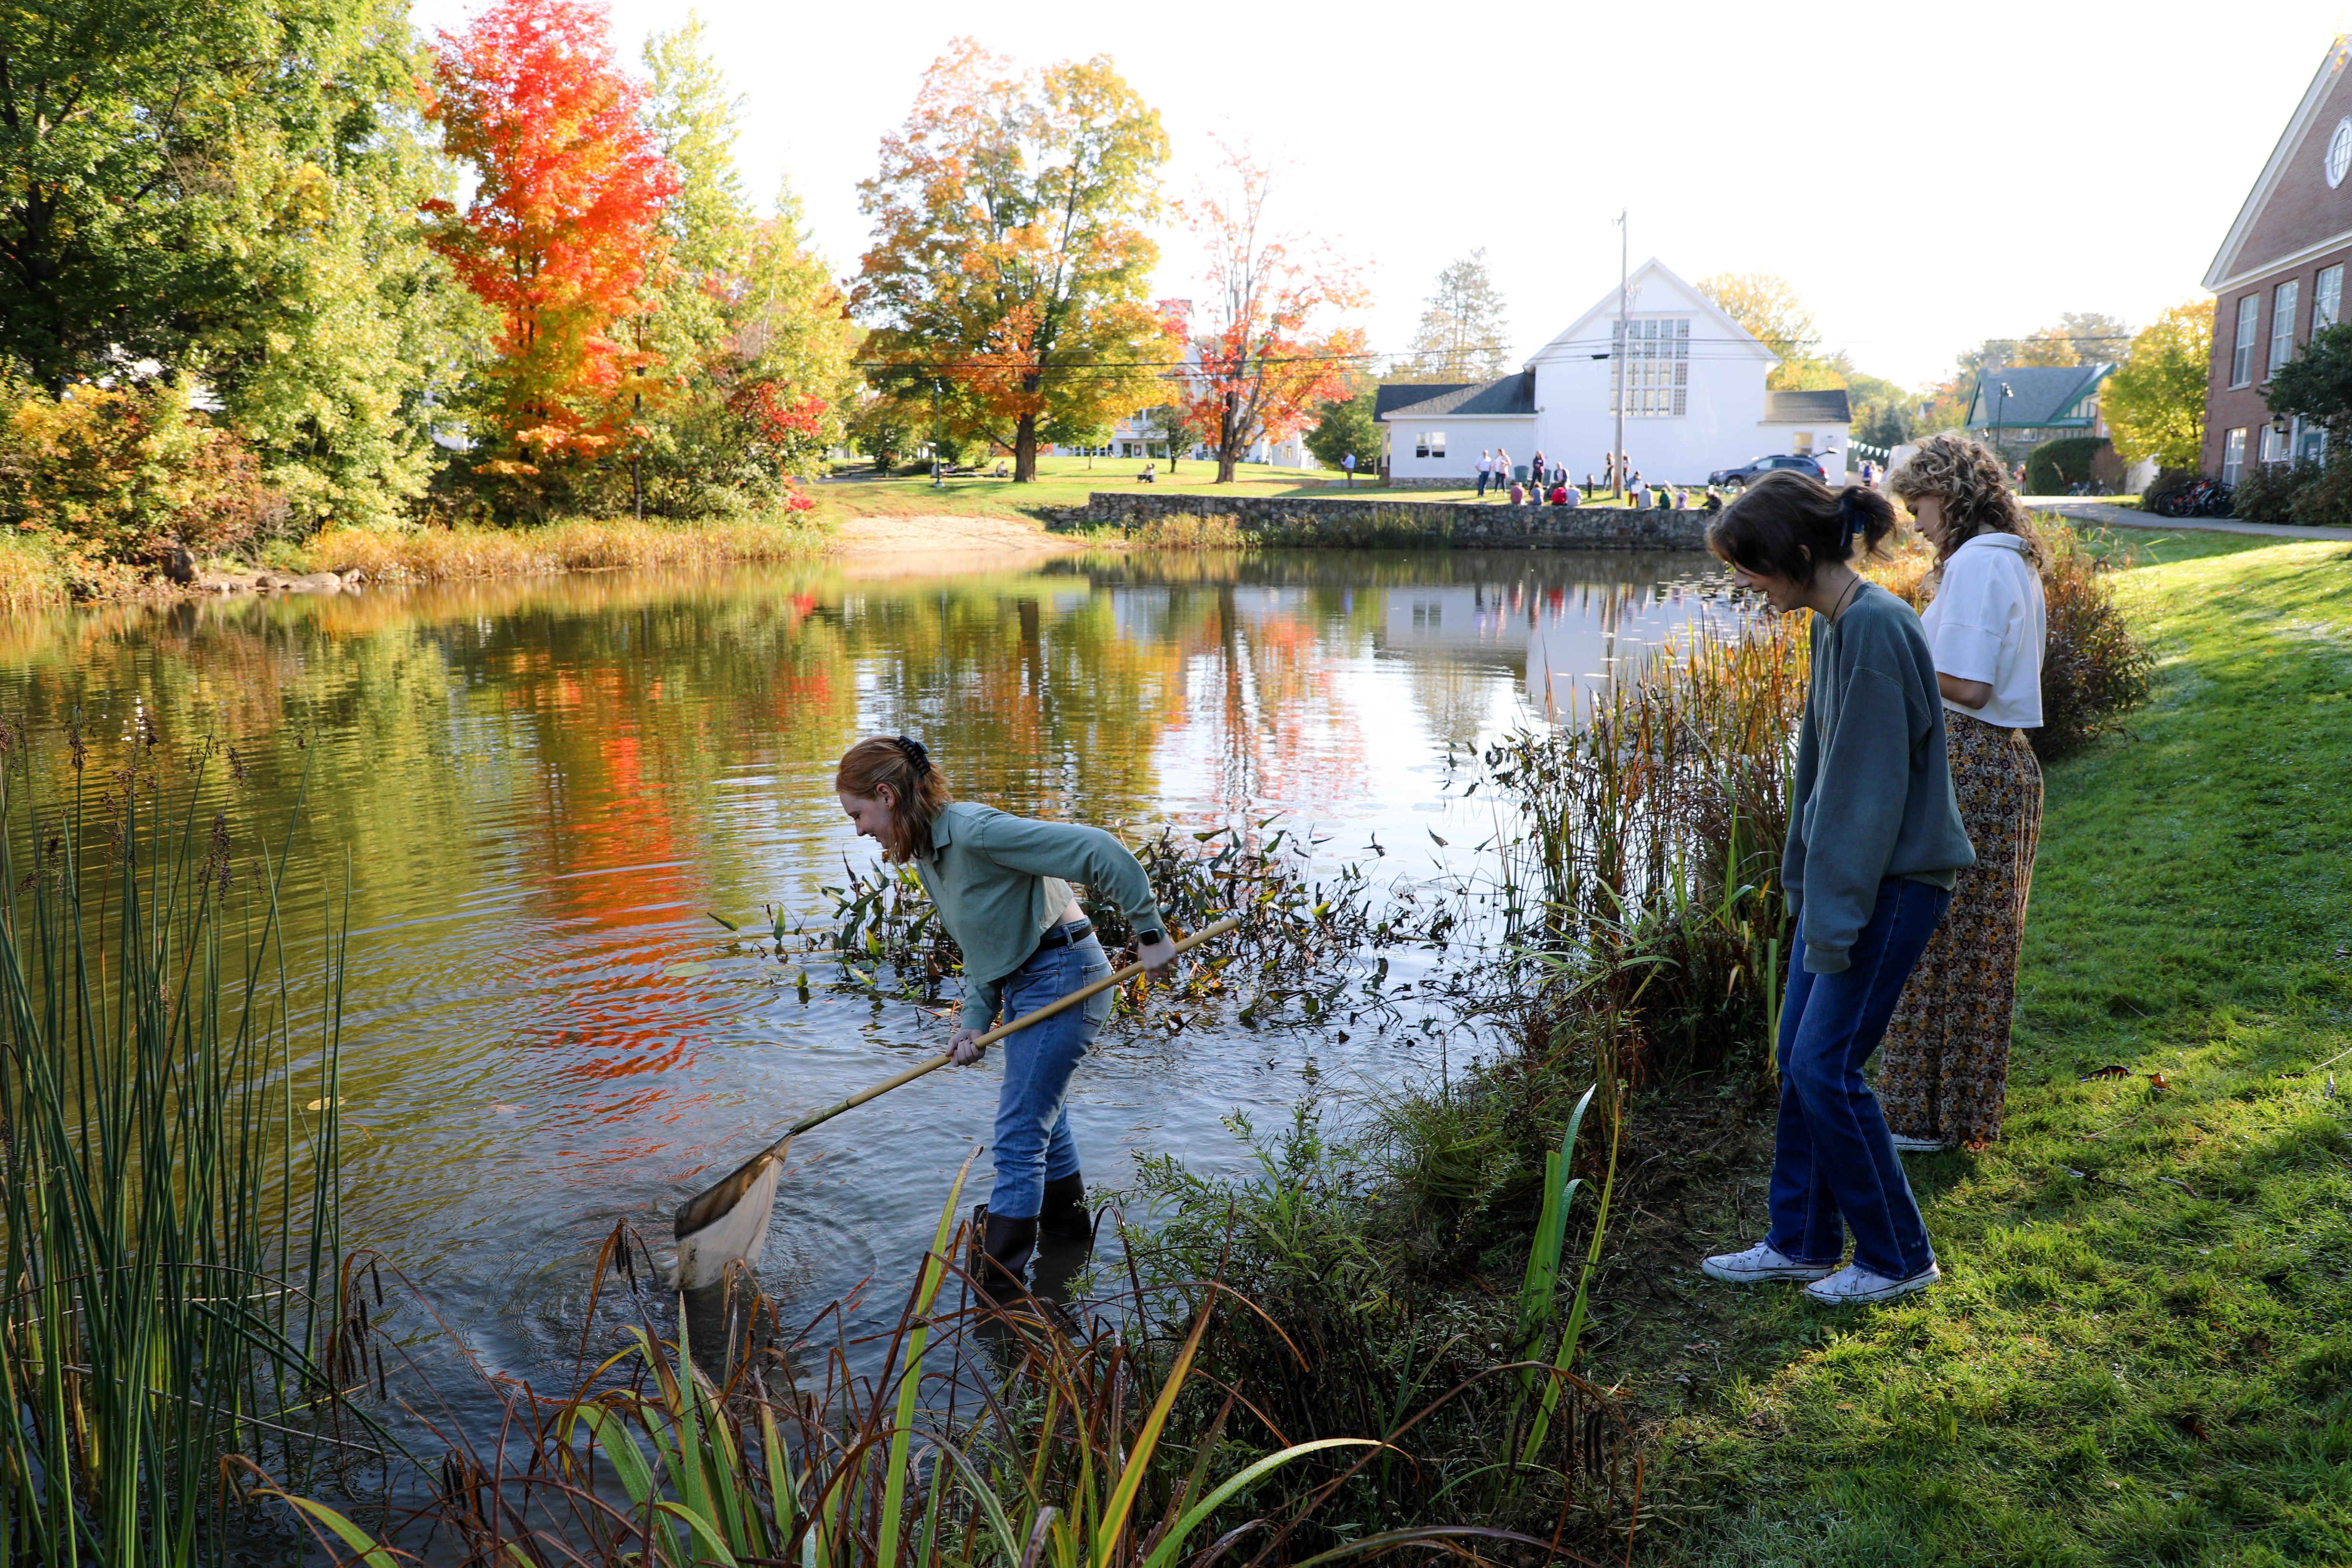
left=1878, top=712, right=2044, bottom=1146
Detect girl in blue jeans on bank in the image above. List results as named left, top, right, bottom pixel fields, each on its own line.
left=1700, top=474, right=1976, bottom=1305
left=834, top=737, right=1178, bottom=1301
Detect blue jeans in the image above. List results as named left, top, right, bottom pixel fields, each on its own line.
left=1476, top=472, right=1491, bottom=497
left=1768, top=877, right=1950, bottom=1279
left=989, top=924, right=1114, bottom=1220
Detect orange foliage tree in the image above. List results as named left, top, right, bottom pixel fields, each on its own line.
left=853, top=39, right=1170, bottom=482
left=1180, top=144, right=1369, bottom=483
left=425, top=0, right=678, bottom=504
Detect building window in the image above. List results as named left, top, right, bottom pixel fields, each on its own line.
left=1610, top=318, right=1690, bottom=417
left=2259, top=424, right=2287, bottom=464
left=2297, top=417, right=2326, bottom=464
left=1792, top=431, right=1814, bottom=454
left=2232, top=296, right=2258, bottom=385
left=1413, top=431, right=1446, bottom=458
left=2221, top=427, right=2246, bottom=485
left=2272, top=280, right=2300, bottom=373
left=2319, top=265, right=2345, bottom=332
left=2330, top=117, right=2352, bottom=187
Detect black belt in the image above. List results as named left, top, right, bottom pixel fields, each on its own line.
left=1034, top=919, right=1094, bottom=952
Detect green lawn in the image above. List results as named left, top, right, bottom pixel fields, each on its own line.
left=807, top=454, right=1679, bottom=521
left=1610, top=539, right=2352, bottom=1566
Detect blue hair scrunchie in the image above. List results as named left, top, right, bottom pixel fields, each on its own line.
left=1836, top=486, right=1865, bottom=548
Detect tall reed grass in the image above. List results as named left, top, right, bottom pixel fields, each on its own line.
left=293, top=512, right=831, bottom=585
left=0, top=730, right=349, bottom=1565
left=1489, top=614, right=1808, bottom=1079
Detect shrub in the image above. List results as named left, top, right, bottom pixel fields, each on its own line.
left=2035, top=522, right=2155, bottom=758
left=0, top=376, right=285, bottom=578
left=2228, top=457, right=2318, bottom=528
left=2289, top=448, right=2352, bottom=528
left=2025, top=436, right=2110, bottom=494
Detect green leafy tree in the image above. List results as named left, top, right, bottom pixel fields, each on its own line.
left=2105, top=301, right=2213, bottom=469
left=633, top=19, right=858, bottom=514
left=2262, top=320, right=2352, bottom=437
left=1303, top=391, right=1380, bottom=475
left=1043, top=409, right=1113, bottom=466
left=642, top=15, right=753, bottom=386
left=1, top=0, right=455, bottom=526
left=854, top=39, right=1171, bottom=481
left=1396, top=250, right=1510, bottom=382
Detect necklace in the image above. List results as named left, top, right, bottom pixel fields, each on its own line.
left=1828, top=573, right=1862, bottom=621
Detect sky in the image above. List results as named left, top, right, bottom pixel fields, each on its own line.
left=409, top=0, right=2352, bottom=390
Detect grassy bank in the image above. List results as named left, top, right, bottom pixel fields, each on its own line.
left=805, top=455, right=1694, bottom=523
left=1605, top=534, right=2352, bottom=1565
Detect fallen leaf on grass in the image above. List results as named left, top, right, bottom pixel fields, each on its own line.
left=2148, top=1071, right=2171, bottom=1093
left=2082, top=1065, right=2131, bottom=1081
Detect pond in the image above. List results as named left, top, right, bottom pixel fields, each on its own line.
left=0, top=545, right=1739, bottom=1408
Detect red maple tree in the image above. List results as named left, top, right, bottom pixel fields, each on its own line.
left=424, top=0, right=678, bottom=482
left=1179, top=143, right=1369, bottom=483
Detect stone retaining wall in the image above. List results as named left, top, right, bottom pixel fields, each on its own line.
left=1029, top=492, right=1713, bottom=550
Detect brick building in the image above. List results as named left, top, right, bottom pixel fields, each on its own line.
left=2203, top=38, right=2352, bottom=482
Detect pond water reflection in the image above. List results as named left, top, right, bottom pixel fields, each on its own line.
left=0, top=546, right=1738, bottom=1396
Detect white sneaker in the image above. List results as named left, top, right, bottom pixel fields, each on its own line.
left=1700, top=1241, right=1838, bottom=1284
left=1804, top=1261, right=1940, bottom=1305
left=1890, top=1134, right=1949, bottom=1154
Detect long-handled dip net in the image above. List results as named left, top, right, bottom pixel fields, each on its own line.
left=673, top=916, right=1238, bottom=1290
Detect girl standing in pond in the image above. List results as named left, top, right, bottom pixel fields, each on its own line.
left=833, top=737, right=1177, bottom=1299
left=1699, top=474, right=1975, bottom=1305
left=1878, top=436, right=2048, bottom=1152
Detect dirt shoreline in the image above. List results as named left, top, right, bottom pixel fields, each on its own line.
left=830, top=512, right=1091, bottom=557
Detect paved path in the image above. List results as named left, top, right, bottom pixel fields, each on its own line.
left=2024, top=497, right=2352, bottom=542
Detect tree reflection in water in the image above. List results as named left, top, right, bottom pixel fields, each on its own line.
left=0, top=545, right=1736, bottom=1389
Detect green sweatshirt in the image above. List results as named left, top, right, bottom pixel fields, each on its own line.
left=1784, top=583, right=1976, bottom=974
left=912, top=802, right=1168, bottom=1029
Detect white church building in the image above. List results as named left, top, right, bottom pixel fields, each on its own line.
left=1376, top=258, right=1850, bottom=489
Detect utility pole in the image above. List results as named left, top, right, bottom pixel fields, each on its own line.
left=1614, top=209, right=1627, bottom=501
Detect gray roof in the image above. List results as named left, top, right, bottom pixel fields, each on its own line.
left=1967, top=364, right=2114, bottom=428
left=1763, top=389, right=1852, bottom=424
left=1376, top=371, right=1537, bottom=420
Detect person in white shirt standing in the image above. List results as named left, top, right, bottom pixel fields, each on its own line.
left=1476, top=450, right=1493, bottom=498
left=1878, top=435, right=2048, bottom=1153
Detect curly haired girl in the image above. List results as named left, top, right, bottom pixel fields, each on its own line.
left=1878, top=434, right=2049, bottom=1151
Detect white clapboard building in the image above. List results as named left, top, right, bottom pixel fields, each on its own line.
left=1376, top=259, right=1849, bottom=489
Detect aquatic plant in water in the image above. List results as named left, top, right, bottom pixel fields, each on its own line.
left=0, top=725, right=352, bottom=1565
left=280, top=1162, right=1612, bottom=1567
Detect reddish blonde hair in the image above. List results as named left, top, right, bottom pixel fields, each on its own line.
left=834, top=736, right=952, bottom=862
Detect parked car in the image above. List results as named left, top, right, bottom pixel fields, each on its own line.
left=1708, top=454, right=1825, bottom=489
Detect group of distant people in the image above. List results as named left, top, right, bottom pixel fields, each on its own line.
left=1472, top=448, right=1714, bottom=512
